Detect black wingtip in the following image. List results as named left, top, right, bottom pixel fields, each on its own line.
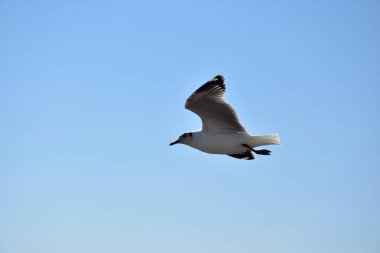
left=214, top=75, right=224, bottom=81
left=193, top=75, right=226, bottom=95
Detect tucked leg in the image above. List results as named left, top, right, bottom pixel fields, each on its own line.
left=241, top=144, right=271, bottom=155
left=228, top=150, right=254, bottom=160
left=253, top=149, right=271, bottom=155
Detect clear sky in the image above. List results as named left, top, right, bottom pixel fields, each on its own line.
left=1, top=0, right=379, bottom=252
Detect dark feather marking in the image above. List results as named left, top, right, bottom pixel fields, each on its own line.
left=185, top=75, right=246, bottom=133
left=193, top=75, right=225, bottom=95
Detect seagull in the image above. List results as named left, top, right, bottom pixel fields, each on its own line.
left=170, top=75, right=280, bottom=160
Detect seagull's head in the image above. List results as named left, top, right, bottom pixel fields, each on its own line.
left=170, top=132, right=193, bottom=146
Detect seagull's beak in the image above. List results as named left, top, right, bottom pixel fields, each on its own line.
left=169, top=139, right=180, bottom=146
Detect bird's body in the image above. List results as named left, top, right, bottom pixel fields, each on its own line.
left=185, top=131, right=279, bottom=155
left=170, top=75, right=280, bottom=160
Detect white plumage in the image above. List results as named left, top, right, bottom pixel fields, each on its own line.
left=170, top=75, right=280, bottom=160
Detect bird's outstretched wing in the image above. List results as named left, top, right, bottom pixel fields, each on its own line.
left=185, top=75, right=246, bottom=133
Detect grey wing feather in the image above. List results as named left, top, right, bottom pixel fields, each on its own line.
left=185, top=75, right=246, bottom=133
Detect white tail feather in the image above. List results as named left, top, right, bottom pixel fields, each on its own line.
left=249, top=133, right=280, bottom=148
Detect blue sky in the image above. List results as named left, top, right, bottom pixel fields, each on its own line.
left=1, top=0, right=379, bottom=252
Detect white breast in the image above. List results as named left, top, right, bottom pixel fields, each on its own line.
left=189, top=132, right=251, bottom=154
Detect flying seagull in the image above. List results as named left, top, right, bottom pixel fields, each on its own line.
left=170, top=75, right=280, bottom=160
